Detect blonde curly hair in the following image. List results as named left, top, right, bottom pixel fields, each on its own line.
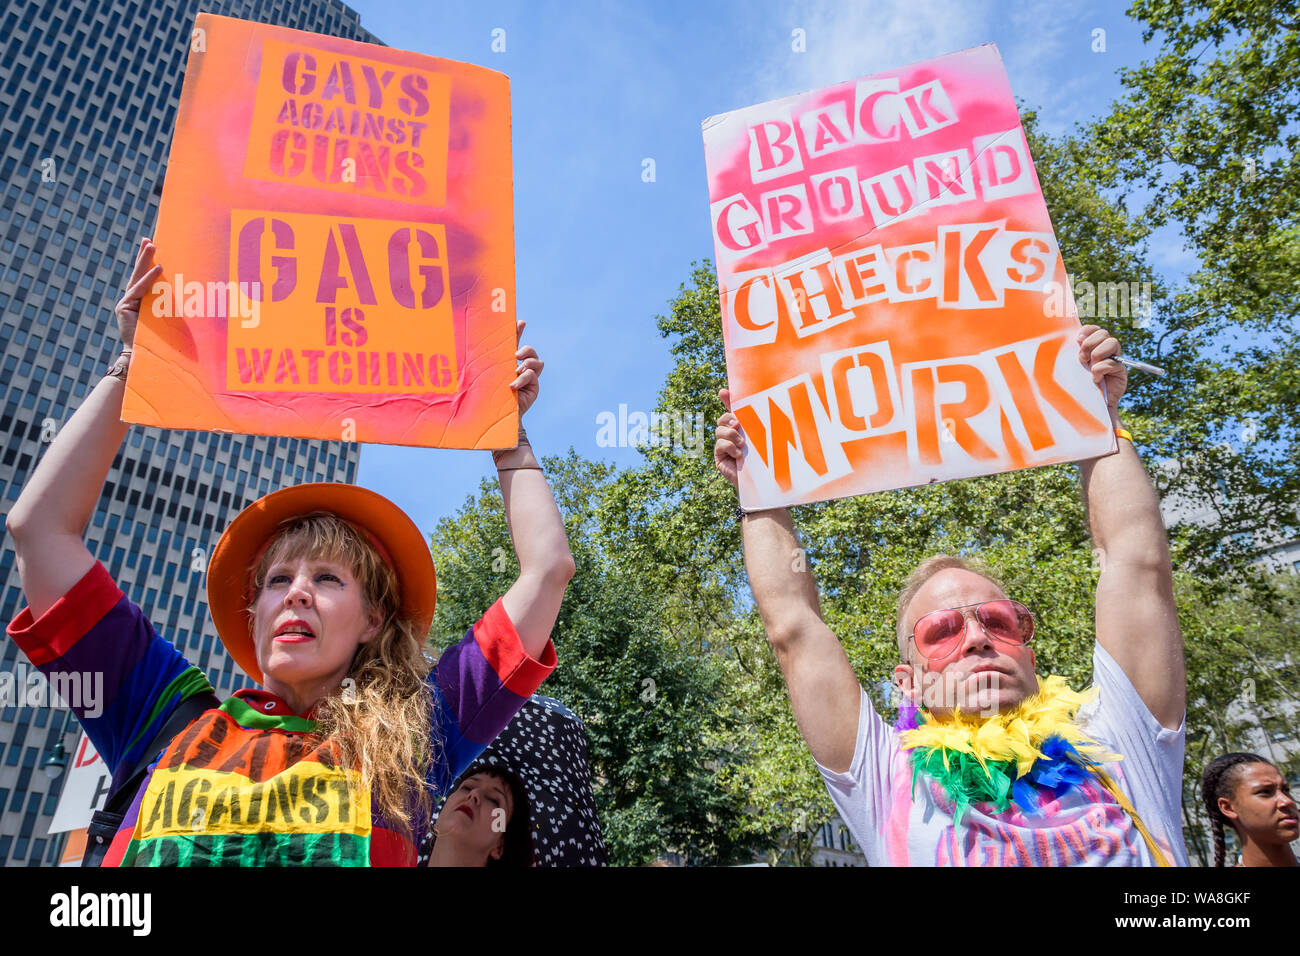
left=247, top=511, right=438, bottom=840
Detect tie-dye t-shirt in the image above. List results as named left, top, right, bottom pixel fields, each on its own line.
left=6, top=561, right=556, bottom=866
left=816, top=643, right=1188, bottom=866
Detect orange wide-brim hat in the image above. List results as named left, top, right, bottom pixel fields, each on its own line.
left=207, top=483, right=437, bottom=684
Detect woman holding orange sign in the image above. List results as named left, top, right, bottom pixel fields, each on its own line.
left=5, top=238, right=574, bottom=866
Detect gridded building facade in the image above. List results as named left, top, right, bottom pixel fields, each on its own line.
left=0, top=0, right=380, bottom=865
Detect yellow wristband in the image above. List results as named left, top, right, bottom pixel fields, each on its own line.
left=1115, top=427, right=1133, bottom=443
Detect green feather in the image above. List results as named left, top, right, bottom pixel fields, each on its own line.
left=910, top=746, right=1018, bottom=823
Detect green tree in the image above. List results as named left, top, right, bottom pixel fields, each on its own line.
left=595, top=107, right=1177, bottom=859
left=603, top=93, right=1300, bottom=860
left=428, top=452, right=765, bottom=865
left=424, top=19, right=1300, bottom=861
left=1177, top=570, right=1300, bottom=865
left=1084, top=1, right=1300, bottom=860
left=1090, top=0, right=1299, bottom=599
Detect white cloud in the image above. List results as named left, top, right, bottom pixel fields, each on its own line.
left=727, top=0, right=1092, bottom=134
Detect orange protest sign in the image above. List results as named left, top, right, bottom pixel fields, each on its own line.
left=122, top=13, right=517, bottom=449
left=703, top=44, right=1115, bottom=509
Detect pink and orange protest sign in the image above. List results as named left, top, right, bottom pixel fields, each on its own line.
left=703, top=44, right=1115, bottom=509
left=122, top=13, right=518, bottom=449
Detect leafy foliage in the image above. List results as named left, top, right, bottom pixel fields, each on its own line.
left=428, top=453, right=766, bottom=865
left=425, top=7, right=1299, bottom=862
left=1088, top=0, right=1299, bottom=598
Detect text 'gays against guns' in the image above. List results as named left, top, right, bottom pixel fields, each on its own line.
left=123, top=13, right=518, bottom=450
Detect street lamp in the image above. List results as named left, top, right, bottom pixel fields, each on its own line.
left=42, top=709, right=77, bottom=781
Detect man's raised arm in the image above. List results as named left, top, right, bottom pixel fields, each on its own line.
left=716, top=389, right=862, bottom=773
left=1077, top=326, right=1185, bottom=729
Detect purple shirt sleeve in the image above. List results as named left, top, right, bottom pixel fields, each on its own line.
left=6, top=562, right=216, bottom=787
left=426, top=597, right=557, bottom=795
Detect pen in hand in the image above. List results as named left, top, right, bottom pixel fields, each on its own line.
left=1116, top=356, right=1166, bottom=378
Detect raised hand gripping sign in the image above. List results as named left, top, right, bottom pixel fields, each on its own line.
left=703, top=44, right=1114, bottom=509
left=122, top=13, right=518, bottom=449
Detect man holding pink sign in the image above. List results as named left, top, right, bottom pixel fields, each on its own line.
left=714, top=324, right=1186, bottom=866
left=706, top=45, right=1186, bottom=866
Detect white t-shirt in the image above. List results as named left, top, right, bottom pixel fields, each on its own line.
left=816, top=643, right=1188, bottom=866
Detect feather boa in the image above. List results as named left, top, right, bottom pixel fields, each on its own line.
left=895, top=675, right=1120, bottom=823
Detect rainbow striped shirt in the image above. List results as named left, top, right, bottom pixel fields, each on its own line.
left=7, top=562, right=556, bottom=866
left=814, top=644, right=1187, bottom=866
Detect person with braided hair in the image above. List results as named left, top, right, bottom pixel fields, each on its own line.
left=1201, top=753, right=1298, bottom=867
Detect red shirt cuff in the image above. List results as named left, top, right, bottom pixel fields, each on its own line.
left=473, top=598, right=557, bottom=698
left=6, top=562, right=124, bottom=667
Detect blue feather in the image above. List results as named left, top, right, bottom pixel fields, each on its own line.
left=1011, top=777, right=1037, bottom=809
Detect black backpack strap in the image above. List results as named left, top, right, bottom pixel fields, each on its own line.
left=81, top=692, right=217, bottom=867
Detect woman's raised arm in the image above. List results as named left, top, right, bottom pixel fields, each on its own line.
left=494, top=320, right=575, bottom=661
left=5, top=237, right=160, bottom=618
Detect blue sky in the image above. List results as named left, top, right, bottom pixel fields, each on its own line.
left=346, top=0, right=1178, bottom=536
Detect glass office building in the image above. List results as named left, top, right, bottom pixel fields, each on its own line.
left=0, top=0, right=378, bottom=865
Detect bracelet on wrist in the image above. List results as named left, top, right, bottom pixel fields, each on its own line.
left=735, top=502, right=782, bottom=521
left=492, top=426, right=530, bottom=462
left=1115, top=427, right=1133, bottom=444
left=105, top=356, right=130, bottom=380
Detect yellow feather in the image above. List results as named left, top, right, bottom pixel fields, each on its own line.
left=900, top=673, right=1121, bottom=776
